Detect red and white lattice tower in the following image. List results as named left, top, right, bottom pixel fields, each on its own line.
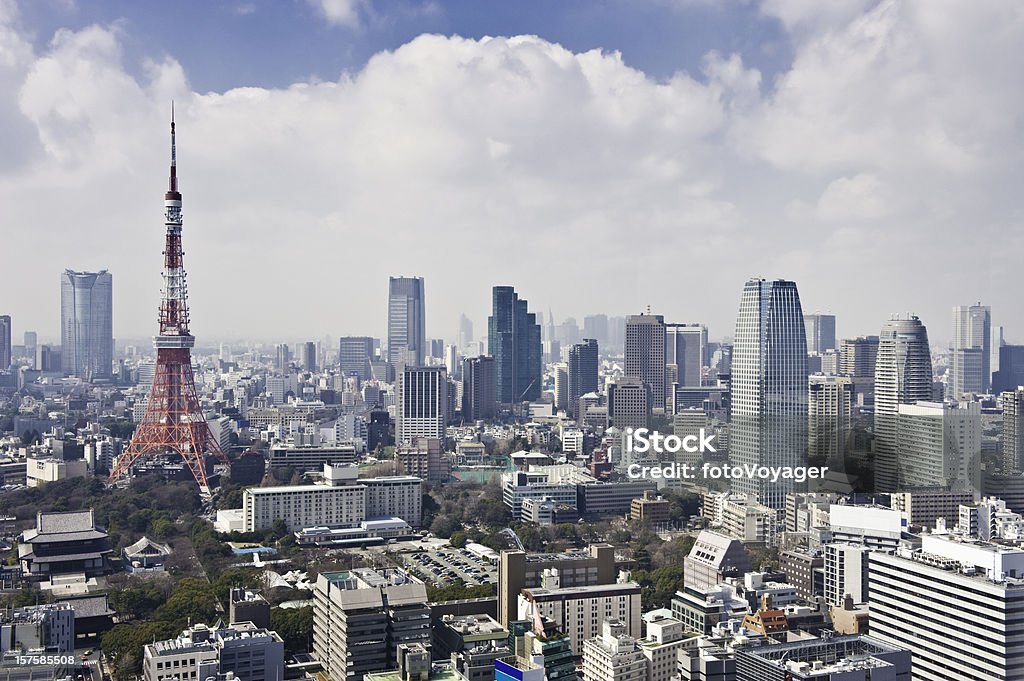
left=109, top=110, right=229, bottom=495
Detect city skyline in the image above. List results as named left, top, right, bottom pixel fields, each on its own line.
left=1, top=1, right=1021, bottom=345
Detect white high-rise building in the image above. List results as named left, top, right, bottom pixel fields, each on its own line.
left=395, top=366, right=448, bottom=444
left=1004, top=388, right=1024, bottom=473
left=731, top=279, right=808, bottom=508
left=873, top=315, right=933, bottom=493
left=552, top=363, right=568, bottom=411
left=896, top=401, right=981, bottom=494
left=869, top=534, right=1024, bottom=681
left=581, top=619, right=646, bottom=681
left=950, top=303, right=991, bottom=398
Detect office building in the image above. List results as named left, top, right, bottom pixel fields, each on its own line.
left=665, top=324, right=706, bottom=387
left=624, top=314, right=666, bottom=412
left=874, top=315, right=933, bottom=493
left=301, top=341, right=317, bottom=372
left=869, top=534, right=1024, bottom=681
left=0, top=601, right=75, bottom=654
left=629, top=491, right=670, bottom=524
left=396, top=366, right=448, bottom=444
left=340, top=336, right=374, bottom=379
left=896, top=400, right=980, bottom=493
left=518, top=572, right=642, bottom=657
left=0, top=315, right=10, bottom=370
left=313, top=568, right=431, bottom=681
left=580, top=619, right=646, bottom=681
left=993, top=344, right=1024, bottom=394
left=438, top=616, right=511, bottom=681
left=395, top=437, right=449, bottom=483
left=228, top=588, right=271, bottom=630
left=1003, top=388, right=1024, bottom=473
left=568, top=339, right=599, bottom=418
left=804, top=313, right=837, bottom=354
left=734, top=635, right=910, bottom=681
left=497, top=544, right=616, bottom=627
left=950, top=303, right=991, bottom=397
left=458, top=314, right=474, bottom=350
left=60, top=269, right=113, bottom=380
left=807, top=374, right=853, bottom=463
left=388, top=277, right=426, bottom=369
left=269, top=443, right=358, bottom=473
left=890, top=489, right=977, bottom=529
left=489, top=286, right=542, bottom=404
left=607, top=378, right=652, bottom=430
left=683, top=531, right=751, bottom=591
left=143, top=621, right=284, bottom=681
left=779, top=548, right=824, bottom=600
left=462, top=355, right=497, bottom=421
left=242, top=464, right=422, bottom=531
left=731, top=279, right=808, bottom=508
left=823, top=542, right=871, bottom=606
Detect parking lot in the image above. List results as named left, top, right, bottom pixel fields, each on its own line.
left=396, top=547, right=498, bottom=587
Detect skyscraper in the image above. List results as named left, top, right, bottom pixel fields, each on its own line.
left=457, top=313, right=474, bottom=350
left=625, top=314, right=667, bottom=412
left=950, top=303, right=991, bottom=398
left=873, top=315, right=933, bottom=493
left=0, top=315, right=10, bottom=370
left=387, top=277, right=425, bottom=369
left=338, top=336, right=374, bottom=379
left=839, top=336, right=879, bottom=378
left=731, top=279, right=808, bottom=508
left=568, top=339, right=599, bottom=418
left=1003, top=388, right=1024, bottom=474
left=462, top=355, right=496, bottom=421
left=808, top=374, right=853, bottom=463
left=804, top=313, right=837, bottom=354
left=488, top=286, right=542, bottom=404
left=301, top=341, right=317, bottom=373
left=60, top=269, right=113, bottom=380
left=23, top=331, right=37, bottom=367
left=396, top=365, right=448, bottom=444
left=993, top=344, right=1024, bottom=394
left=665, top=324, right=706, bottom=388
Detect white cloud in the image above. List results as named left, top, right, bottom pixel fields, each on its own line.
left=1, top=1, right=1023, bottom=347
left=307, top=0, right=366, bottom=28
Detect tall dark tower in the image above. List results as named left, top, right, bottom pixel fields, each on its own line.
left=109, top=111, right=229, bottom=495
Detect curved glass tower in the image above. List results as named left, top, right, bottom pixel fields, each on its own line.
left=60, top=269, right=113, bottom=380
left=731, top=278, right=808, bottom=508
left=873, top=315, right=933, bottom=492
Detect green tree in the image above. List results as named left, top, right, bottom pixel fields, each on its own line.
left=270, top=607, right=313, bottom=654
left=449, top=531, right=467, bottom=548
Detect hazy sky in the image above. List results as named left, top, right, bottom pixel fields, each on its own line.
left=1, top=0, right=1021, bottom=348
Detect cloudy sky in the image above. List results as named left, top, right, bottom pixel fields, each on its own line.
left=2, top=0, right=1022, bottom=348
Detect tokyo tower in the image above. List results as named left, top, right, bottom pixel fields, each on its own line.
left=109, top=110, right=230, bottom=495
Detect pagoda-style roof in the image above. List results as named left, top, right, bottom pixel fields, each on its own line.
left=123, top=536, right=172, bottom=559
left=21, top=510, right=108, bottom=544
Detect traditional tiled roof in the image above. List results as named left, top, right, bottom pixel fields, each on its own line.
left=124, top=536, right=172, bottom=558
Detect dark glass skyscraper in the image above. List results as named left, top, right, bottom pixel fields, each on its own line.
left=568, top=338, right=599, bottom=417
left=387, top=276, right=425, bottom=368
left=488, top=286, right=542, bottom=404
left=731, top=278, right=808, bottom=508
left=60, top=269, right=113, bottom=380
